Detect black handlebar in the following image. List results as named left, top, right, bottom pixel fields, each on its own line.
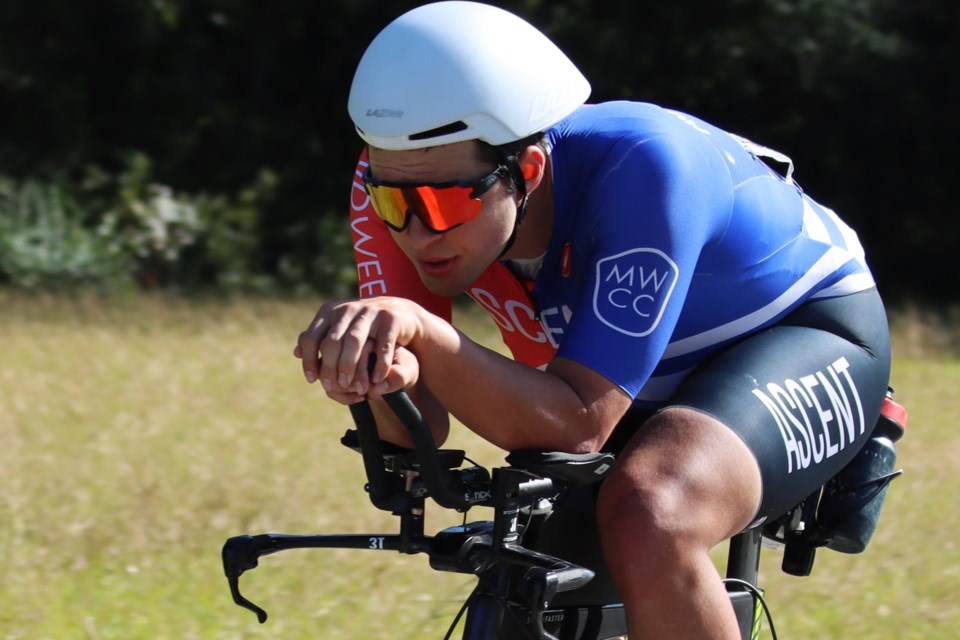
left=347, top=400, right=397, bottom=508
left=223, top=388, right=613, bottom=631
left=349, top=391, right=492, bottom=511
left=380, top=390, right=478, bottom=510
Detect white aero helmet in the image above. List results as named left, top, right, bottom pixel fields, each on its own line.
left=349, top=1, right=591, bottom=151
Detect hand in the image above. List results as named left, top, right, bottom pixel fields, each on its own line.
left=293, top=297, right=425, bottom=399
left=310, top=345, right=421, bottom=405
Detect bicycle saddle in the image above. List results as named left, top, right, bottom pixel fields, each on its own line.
left=505, top=450, right=615, bottom=486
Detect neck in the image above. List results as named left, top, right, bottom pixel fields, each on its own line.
left=502, top=160, right=554, bottom=260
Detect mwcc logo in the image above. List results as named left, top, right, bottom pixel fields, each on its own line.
left=593, top=248, right=679, bottom=337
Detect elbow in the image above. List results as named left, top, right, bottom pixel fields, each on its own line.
left=567, top=434, right=607, bottom=455
left=560, top=407, right=610, bottom=454
left=499, top=419, right=607, bottom=455
left=530, top=435, right=605, bottom=455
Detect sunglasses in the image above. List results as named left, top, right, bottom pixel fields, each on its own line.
left=362, top=165, right=510, bottom=233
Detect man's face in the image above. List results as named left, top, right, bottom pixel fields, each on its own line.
left=367, top=141, right=517, bottom=297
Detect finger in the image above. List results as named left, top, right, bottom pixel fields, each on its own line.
left=353, top=338, right=379, bottom=395
left=369, top=319, right=400, bottom=385
left=315, top=305, right=359, bottom=387
left=369, top=347, right=418, bottom=397
left=332, top=309, right=377, bottom=389
left=321, top=384, right=367, bottom=406
left=299, top=305, right=332, bottom=384
left=298, top=329, right=322, bottom=383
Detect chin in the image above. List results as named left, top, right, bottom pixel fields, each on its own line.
left=416, top=266, right=471, bottom=297
left=422, top=277, right=468, bottom=298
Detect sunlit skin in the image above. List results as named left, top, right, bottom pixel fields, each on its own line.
left=293, top=139, right=762, bottom=639
left=368, top=141, right=538, bottom=298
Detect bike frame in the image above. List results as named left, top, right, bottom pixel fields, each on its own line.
left=222, top=390, right=768, bottom=639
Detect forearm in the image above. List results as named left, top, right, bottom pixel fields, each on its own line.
left=296, top=295, right=627, bottom=453
left=409, top=313, right=625, bottom=453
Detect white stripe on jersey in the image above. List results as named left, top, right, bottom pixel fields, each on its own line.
left=810, top=272, right=876, bottom=299
left=802, top=198, right=832, bottom=244
left=803, top=197, right=869, bottom=267
left=662, top=246, right=857, bottom=359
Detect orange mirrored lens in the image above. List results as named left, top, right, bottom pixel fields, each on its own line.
left=365, top=183, right=483, bottom=233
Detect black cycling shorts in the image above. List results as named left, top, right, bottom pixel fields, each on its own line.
left=609, top=287, right=892, bottom=528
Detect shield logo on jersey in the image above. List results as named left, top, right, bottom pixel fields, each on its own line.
left=593, top=248, right=679, bottom=337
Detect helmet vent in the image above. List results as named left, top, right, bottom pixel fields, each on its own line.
left=408, top=120, right=468, bottom=142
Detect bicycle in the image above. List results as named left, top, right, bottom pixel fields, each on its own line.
left=222, top=388, right=906, bottom=639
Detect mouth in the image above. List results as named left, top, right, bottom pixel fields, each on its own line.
left=417, top=257, right=457, bottom=278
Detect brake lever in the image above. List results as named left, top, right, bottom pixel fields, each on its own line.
left=222, top=535, right=276, bottom=623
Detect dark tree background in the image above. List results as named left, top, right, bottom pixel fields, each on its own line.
left=1, top=0, right=955, bottom=299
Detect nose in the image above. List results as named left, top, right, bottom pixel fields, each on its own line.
left=403, top=212, right=443, bottom=250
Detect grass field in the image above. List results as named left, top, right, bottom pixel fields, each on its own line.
left=1, top=292, right=957, bottom=639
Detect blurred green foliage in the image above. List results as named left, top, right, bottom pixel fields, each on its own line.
left=0, top=0, right=955, bottom=296
left=0, top=176, right=130, bottom=289
left=0, top=156, right=279, bottom=290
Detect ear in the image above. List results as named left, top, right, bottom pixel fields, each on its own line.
left=517, top=144, right=547, bottom=193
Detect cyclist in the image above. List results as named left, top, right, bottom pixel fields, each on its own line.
left=295, top=2, right=892, bottom=638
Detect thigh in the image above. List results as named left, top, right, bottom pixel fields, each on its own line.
left=668, top=288, right=891, bottom=526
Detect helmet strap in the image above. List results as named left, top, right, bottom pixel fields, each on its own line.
left=494, top=152, right=528, bottom=260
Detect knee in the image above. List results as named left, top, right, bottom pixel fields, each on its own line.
left=596, top=465, right=686, bottom=554
left=596, top=409, right=762, bottom=557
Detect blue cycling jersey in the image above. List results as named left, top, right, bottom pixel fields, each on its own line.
left=534, top=102, right=874, bottom=405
